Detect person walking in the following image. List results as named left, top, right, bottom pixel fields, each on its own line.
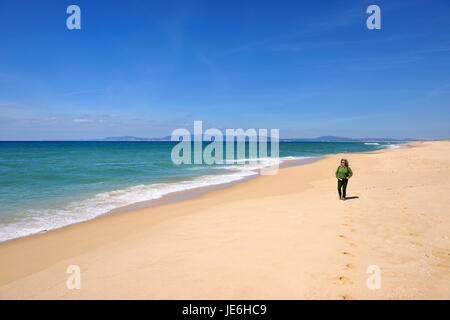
left=336, top=158, right=353, bottom=200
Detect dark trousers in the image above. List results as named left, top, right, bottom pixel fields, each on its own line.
left=337, top=179, right=348, bottom=198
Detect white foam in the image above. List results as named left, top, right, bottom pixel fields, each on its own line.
left=364, top=142, right=380, bottom=145
left=0, top=156, right=309, bottom=242
left=384, top=144, right=402, bottom=149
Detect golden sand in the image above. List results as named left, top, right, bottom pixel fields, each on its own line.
left=0, top=141, right=449, bottom=299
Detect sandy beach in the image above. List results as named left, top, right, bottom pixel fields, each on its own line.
left=0, top=141, right=449, bottom=299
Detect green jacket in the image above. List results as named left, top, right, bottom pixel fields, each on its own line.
left=335, top=166, right=353, bottom=179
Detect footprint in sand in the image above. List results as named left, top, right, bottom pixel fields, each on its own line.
left=330, top=276, right=353, bottom=285
left=339, top=235, right=348, bottom=239
left=350, top=228, right=357, bottom=233
left=345, top=263, right=356, bottom=270
left=339, top=277, right=353, bottom=284
left=342, top=251, right=352, bottom=256
left=432, top=250, right=450, bottom=259
left=409, top=233, right=419, bottom=237
left=410, top=241, right=422, bottom=247
left=341, top=295, right=356, bottom=300
left=348, top=242, right=358, bottom=247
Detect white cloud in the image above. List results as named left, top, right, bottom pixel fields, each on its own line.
left=72, top=118, right=95, bottom=123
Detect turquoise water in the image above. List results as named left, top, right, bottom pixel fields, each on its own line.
left=0, top=141, right=400, bottom=241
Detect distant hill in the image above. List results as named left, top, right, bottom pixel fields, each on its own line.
left=89, top=135, right=420, bottom=142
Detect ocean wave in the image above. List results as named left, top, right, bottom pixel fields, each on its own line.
left=364, top=142, right=380, bottom=145
left=0, top=155, right=308, bottom=242
left=384, top=144, right=401, bottom=149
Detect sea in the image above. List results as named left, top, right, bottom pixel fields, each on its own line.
left=0, top=141, right=401, bottom=241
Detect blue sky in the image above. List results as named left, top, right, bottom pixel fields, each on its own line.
left=0, top=0, right=449, bottom=140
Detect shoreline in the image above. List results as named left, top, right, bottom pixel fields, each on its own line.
left=0, top=143, right=399, bottom=244
left=108, top=156, right=322, bottom=215
left=0, top=143, right=405, bottom=244
left=1, top=140, right=449, bottom=299
left=0, top=141, right=404, bottom=244
left=0, top=156, right=321, bottom=244
left=107, top=144, right=405, bottom=217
